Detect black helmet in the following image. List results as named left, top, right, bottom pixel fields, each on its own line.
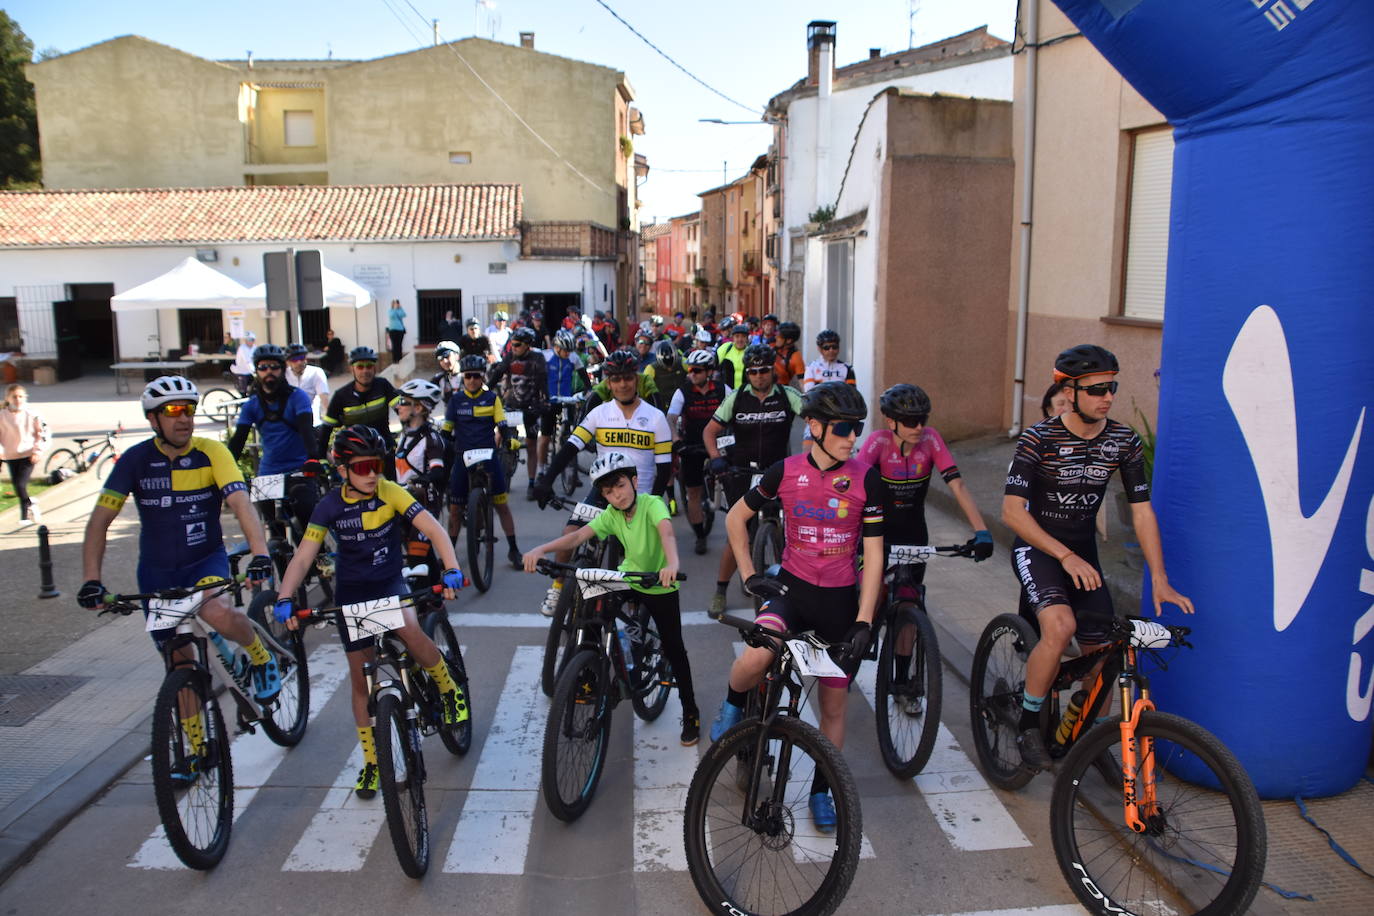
left=458, top=354, right=488, bottom=374
left=801, top=381, right=867, bottom=422
left=777, top=321, right=801, bottom=342
left=654, top=341, right=678, bottom=371
left=1054, top=344, right=1119, bottom=381
left=512, top=327, right=537, bottom=345
left=816, top=329, right=840, bottom=347
left=332, top=424, right=387, bottom=464
left=349, top=346, right=377, bottom=364
left=252, top=343, right=287, bottom=366
left=879, top=383, right=932, bottom=420
left=465, top=317, right=481, bottom=328
left=602, top=348, right=640, bottom=376
left=286, top=343, right=309, bottom=359
left=762, top=313, right=779, bottom=323
left=743, top=343, right=776, bottom=369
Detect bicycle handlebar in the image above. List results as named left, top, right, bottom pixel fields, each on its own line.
left=532, top=557, right=686, bottom=583
left=100, top=579, right=237, bottom=616
left=293, top=584, right=444, bottom=622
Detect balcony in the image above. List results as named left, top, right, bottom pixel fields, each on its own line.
left=521, top=221, right=617, bottom=259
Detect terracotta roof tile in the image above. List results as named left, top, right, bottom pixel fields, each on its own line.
left=0, top=184, right=523, bottom=248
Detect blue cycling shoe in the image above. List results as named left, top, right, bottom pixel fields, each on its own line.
left=809, top=792, right=837, bottom=833
left=709, top=700, right=742, bottom=742
left=251, top=654, right=281, bottom=703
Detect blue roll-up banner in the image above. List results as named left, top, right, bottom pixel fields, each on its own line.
left=1049, top=0, right=1374, bottom=797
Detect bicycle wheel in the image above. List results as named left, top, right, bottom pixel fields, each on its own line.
left=560, top=452, right=580, bottom=496
left=751, top=516, right=785, bottom=575
left=874, top=604, right=942, bottom=778
left=685, top=715, right=861, bottom=916
left=1050, top=712, right=1266, bottom=916
left=150, top=667, right=233, bottom=870
left=95, top=451, right=118, bottom=480
left=627, top=602, right=672, bottom=722
left=466, top=487, right=494, bottom=593
left=375, top=693, right=430, bottom=878
left=422, top=611, right=473, bottom=756
left=245, top=612, right=310, bottom=747
left=540, top=579, right=579, bottom=697
left=969, top=613, right=1038, bottom=790
left=733, top=684, right=766, bottom=791
left=699, top=473, right=716, bottom=536
left=43, top=447, right=80, bottom=477
left=541, top=647, right=612, bottom=822
left=200, top=387, right=237, bottom=426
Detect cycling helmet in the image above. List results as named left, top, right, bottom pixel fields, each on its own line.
left=777, top=321, right=801, bottom=342
left=141, top=375, right=200, bottom=412
left=650, top=314, right=665, bottom=328
left=286, top=343, right=309, bottom=359
left=655, top=341, right=679, bottom=371
left=589, top=452, right=637, bottom=489
left=634, top=331, right=653, bottom=345
left=398, top=378, right=442, bottom=409
left=879, top=383, right=932, bottom=420
left=458, top=354, right=488, bottom=374
left=511, top=327, right=537, bottom=345
left=465, top=317, right=481, bottom=328
left=553, top=330, right=577, bottom=351
left=743, top=343, right=776, bottom=369
left=685, top=348, right=716, bottom=369
left=816, top=329, right=841, bottom=348
left=349, top=346, right=377, bottom=363
left=251, top=343, right=287, bottom=366
left=801, top=381, right=868, bottom=422
left=332, top=424, right=387, bottom=464
left=434, top=340, right=460, bottom=360
left=717, top=316, right=734, bottom=333
left=729, top=322, right=750, bottom=337
left=694, top=328, right=714, bottom=344
left=1053, top=344, right=1119, bottom=381
left=763, top=313, right=779, bottom=324
left=493, top=309, right=508, bottom=321
left=602, top=348, right=640, bottom=376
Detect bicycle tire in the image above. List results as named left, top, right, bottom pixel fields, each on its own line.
left=699, top=473, right=717, bottom=536
left=540, top=579, right=578, bottom=698
left=466, top=486, right=494, bottom=593
left=874, top=604, right=943, bottom=778
left=969, top=613, right=1038, bottom=790
left=150, top=667, right=233, bottom=870
left=751, top=517, right=785, bottom=578
left=423, top=611, right=473, bottom=756
left=541, top=647, right=612, bottom=822
left=95, top=452, right=118, bottom=480
left=560, top=451, right=580, bottom=497
left=375, top=692, right=430, bottom=878
left=43, top=447, right=80, bottom=477
left=733, top=683, right=767, bottom=791
left=1050, top=712, right=1266, bottom=916
left=685, top=714, right=861, bottom=916
left=242, top=608, right=310, bottom=747
left=627, top=602, right=672, bottom=721
left=200, top=387, right=238, bottom=426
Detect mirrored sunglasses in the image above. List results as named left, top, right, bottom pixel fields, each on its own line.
left=347, top=457, right=383, bottom=476
left=158, top=403, right=197, bottom=417
left=829, top=420, right=864, bottom=438
left=1074, top=381, right=1119, bottom=397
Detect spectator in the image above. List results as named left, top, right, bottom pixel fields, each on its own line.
left=0, top=383, right=48, bottom=525
left=1041, top=381, right=1071, bottom=419
left=231, top=331, right=257, bottom=395
left=387, top=299, right=407, bottom=363
left=440, top=310, right=464, bottom=343
left=219, top=332, right=235, bottom=355
left=323, top=329, right=346, bottom=375
left=486, top=310, right=512, bottom=355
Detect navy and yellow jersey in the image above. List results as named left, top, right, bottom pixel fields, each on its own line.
left=442, top=386, right=505, bottom=452
left=98, top=436, right=247, bottom=572
left=321, top=378, right=400, bottom=436
left=304, top=479, right=423, bottom=588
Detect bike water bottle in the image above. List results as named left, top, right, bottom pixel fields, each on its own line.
left=1054, top=690, right=1088, bottom=746
left=617, top=624, right=635, bottom=672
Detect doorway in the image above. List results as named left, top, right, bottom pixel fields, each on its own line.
left=177, top=308, right=223, bottom=358
left=417, top=290, right=461, bottom=344
left=523, top=292, right=582, bottom=325
left=65, top=282, right=116, bottom=378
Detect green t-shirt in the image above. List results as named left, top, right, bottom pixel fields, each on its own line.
left=587, top=493, right=678, bottom=594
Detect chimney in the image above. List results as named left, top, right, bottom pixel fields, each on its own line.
left=519, top=31, right=535, bottom=50
left=806, top=21, right=836, bottom=88
left=869, top=48, right=881, bottom=60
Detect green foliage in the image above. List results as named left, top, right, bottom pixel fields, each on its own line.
left=808, top=205, right=835, bottom=226
left=0, top=12, right=41, bottom=188
left=1129, top=405, right=1156, bottom=482
left=619, top=135, right=633, bottom=158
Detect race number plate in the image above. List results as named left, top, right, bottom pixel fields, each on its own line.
left=887, top=545, right=936, bottom=566
left=504, top=410, right=524, bottom=428
left=341, top=595, right=407, bottom=642
left=786, top=640, right=846, bottom=679
left=250, top=473, right=286, bottom=501
left=570, top=502, right=603, bottom=523
left=146, top=594, right=201, bottom=631
left=716, top=435, right=736, bottom=449
left=1128, top=619, right=1173, bottom=649
left=463, top=448, right=495, bottom=467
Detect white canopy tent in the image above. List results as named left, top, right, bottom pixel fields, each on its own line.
left=110, top=256, right=253, bottom=312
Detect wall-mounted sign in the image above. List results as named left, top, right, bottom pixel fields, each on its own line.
left=353, top=264, right=391, bottom=287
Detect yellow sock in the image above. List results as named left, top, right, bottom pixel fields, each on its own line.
left=243, top=634, right=271, bottom=666
left=357, top=726, right=377, bottom=765
left=425, top=660, right=456, bottom=694
left=181, top=714, right=206, bottom=755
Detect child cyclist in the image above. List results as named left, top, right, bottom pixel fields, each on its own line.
left=394, top=378, right=449, bottom=588
left=272, top=425, right=467, bottom=799
left=522, top=452, right=701, bottom=745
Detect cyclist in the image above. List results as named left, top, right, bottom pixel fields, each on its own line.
left=708, top=381, right=887, bottom=831
left=318, top=346, right=401, bottom=476
left=753, top=313, right=779, bottom=346
left=667, top=348, right=730, bottom=555
left=443, top=354, right=523, bottom=568
left=272, top=425, right=467, bottom=799
left=690, top=327, right=715, bottom=356
left=486, top=309, right=512, bottom=355
left=228, top=343, right=319, bottom=480
left=394, top=378, right=448, bottom=508
left=773, top=321, right=806, bottom=387
left=540, top=329, right=590, bottom=476
left=78, top=377, right=281, bottom=705
left=803, top=329, right=857, bottom=391
left=487, top=326, right=548, bottom=500
left=458, top=317, right=494, bottom=363
left=431, top=339, right=463, bottom=403
left=702, top=343, right=804, bottom=617
left=522, top=452, right=701, bottom=745
left=1003, top=344, right=1193, bottom=770
left=284, top=343, right=331, bottom=422
left=644, top=340, right=688, bottom=410
left=715, top=323, right=751, bottom=389
left=633, top=331, right=656, bottom=370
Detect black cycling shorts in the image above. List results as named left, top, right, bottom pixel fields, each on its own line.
left=539, top=408, right=558, bottom=437
left=1010, top=538, right=1114, bottom=644
left=753, top=567, right=859, bottom=687
left=678, top=446, right=708, bottom=488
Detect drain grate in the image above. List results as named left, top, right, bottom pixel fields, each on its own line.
left=0, top=675, right=90, bottom=726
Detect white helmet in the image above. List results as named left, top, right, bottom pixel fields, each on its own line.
left=398, top=378, right=443, bottom=409
left=685, top=348, right=716, bottom=368
left=694, top=328, right=713, bottom=344
left=589, top=452, right=636, bottom=488
left=141, top=375, right=200, bottom=412
left=435, top=340, right=460, bottom=359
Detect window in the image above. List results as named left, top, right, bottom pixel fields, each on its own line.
left=449, top=151, right=472, bottom=165
left=283, top=110, right=316, bottom=147
left=1121, top=127, right=1174, bottom=321
left=825, top=240, right=854, bottom=347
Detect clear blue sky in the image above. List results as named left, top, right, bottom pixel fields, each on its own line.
left=8, top=0, right=1017, bottom=220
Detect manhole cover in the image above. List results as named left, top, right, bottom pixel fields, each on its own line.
left=0, top=675, right=90, bottom=726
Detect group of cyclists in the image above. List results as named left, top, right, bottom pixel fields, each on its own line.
left=74, top=301, right=1193, bottom=873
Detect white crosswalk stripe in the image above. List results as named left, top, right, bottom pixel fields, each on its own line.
left=632, top=700, right=695, bottom=872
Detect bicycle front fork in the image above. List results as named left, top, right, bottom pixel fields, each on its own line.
left=1118, top=688, right=1159, bottom=833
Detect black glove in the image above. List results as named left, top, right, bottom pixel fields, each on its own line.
left=78, top=579, right=106, bottom=609
left=835, top=621, right=872, bottom=671
left=531, top=475, right=555, bottom=509
left=743, top=573, right=788, bottom=600
left=245, top=554, right=274, bottom=584
left=709, top=456, right=730, bottom=477
left=426, top=465, right=448, bottom=488
left=968, top=530, right=994, bottom=562
left=301, top=458, right=324, bottom=478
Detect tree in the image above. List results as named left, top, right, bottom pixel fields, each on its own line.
left=0, top=12, right=41, bottom=188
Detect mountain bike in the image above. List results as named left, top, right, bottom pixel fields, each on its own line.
left=685, top=610, right=861, bottom=916
left=538, top=494, right=622, bottom=696
left=249, top=467, right=335, bottom=610
left=690, top=433, right=734, bottom=537
left=549, top=395, right=586, bottom=495
left=498, top=410, right=524, bottom=481
left=969, top=613, right=1266, bottom=915
left=533, top=559, right=681, bottom=822
left=294, top=584, right=471, bottom=878
left=457, top=446, right=499, bottom=592
left=101, top=578, right=310, bottom=869
left=44, top=425, right=124, bottom=481
left=200, top=385, right=246, bottom=428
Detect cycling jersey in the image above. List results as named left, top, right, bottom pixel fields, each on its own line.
left=715, top=342, right=749, bottom=389
left=443, top=386, right=505, bottom=453
left=802, top=357, right=856, bottom=391
left=712, top=383, right=804, bottom=469
left=489, top=350, right=548, bottom=410
left=321, top=378, right=400, bottom=440
left=746, top=453, right=886, bottom=588
left=1004, top=415, right=1149, bottom=541
left=669, top=381, right=730, bottom=443
left=431, top=369, right=462, bottom=404
left=236, top=387, right=314, bottom=475
left=774, top=345, right=806, bottom=387
left=569, top=398, right=672, bottom=494
left=458, top=335, right=492, bottom=360
left=587, top=493, right=678, bottom=595
left=395, top=423, right=445, bottom=489
left=855, top=427, right=960, bottom=545
left=644, top=364, right=688, bottom=406
left=304, top=479, right=422, bottom=590
left=545, top=352, right=587, bottom=399
left=98, top=436, right=247, bottom=576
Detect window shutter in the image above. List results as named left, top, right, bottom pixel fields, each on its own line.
left=1122, top=128, right=1174, bottom=321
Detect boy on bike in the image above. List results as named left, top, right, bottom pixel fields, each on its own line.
left=79, top=377, right=281, bottom=703
left=272, top=425, right=467, bottom=798
left=444, top=354, right=522, bottom=568
left=1003, top=345, right=1193, bottom=770
left=667, top=347, right=730, bottom=556
left=522, top=452, right=700, bottom=745
left=708, top=381, right=886, bottom=831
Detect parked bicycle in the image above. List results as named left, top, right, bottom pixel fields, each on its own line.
left=533, top=559, right=680, bottom=822
left=100, top=579, right=310, bottom=870
left=44, top=424, right=124, bottom=481
left=200, top=383, right=246, bottom=428
left=685, top=610, right=861, bottom=916
left=538, top=494, right=622, bottom=696
left=969, top=613, right=1266, bottom=915
left=294, top=584, right=472, bottom=878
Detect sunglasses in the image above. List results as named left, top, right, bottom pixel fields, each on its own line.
left=255, top=362, right=283, bottom=372
left=897, top=414, right=928, bottom=429
left=158, top=403, right=197, bottom=417
left=827, top=420, right=864, bottom=438
left=462, top=372, right=486, bottom=380
left=687, top=367, right=708, bottom=374
left=396, top=398, right=419, bottom=407
left=819, top=344, right=839, bottom=352
left=1074, top=381, right=1119, bottom=397
left=512, top=341, right=529, bottom=347
left=746, top=367, right=773, bottom=376
left=352, top=361, right=377, bottom=369
left=606, top=374, right=636, bottom=383
left=287, top=355, right=306, bottom=363
left=347, top=457, right=383, bottom=476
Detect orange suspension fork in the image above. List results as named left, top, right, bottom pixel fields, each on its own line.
left=1118, top=646, right=1158, bottom=833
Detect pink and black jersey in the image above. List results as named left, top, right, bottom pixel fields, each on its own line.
left=854, top=428, right=960, bottom=545
left=746, top=453, right=886, bottom=588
